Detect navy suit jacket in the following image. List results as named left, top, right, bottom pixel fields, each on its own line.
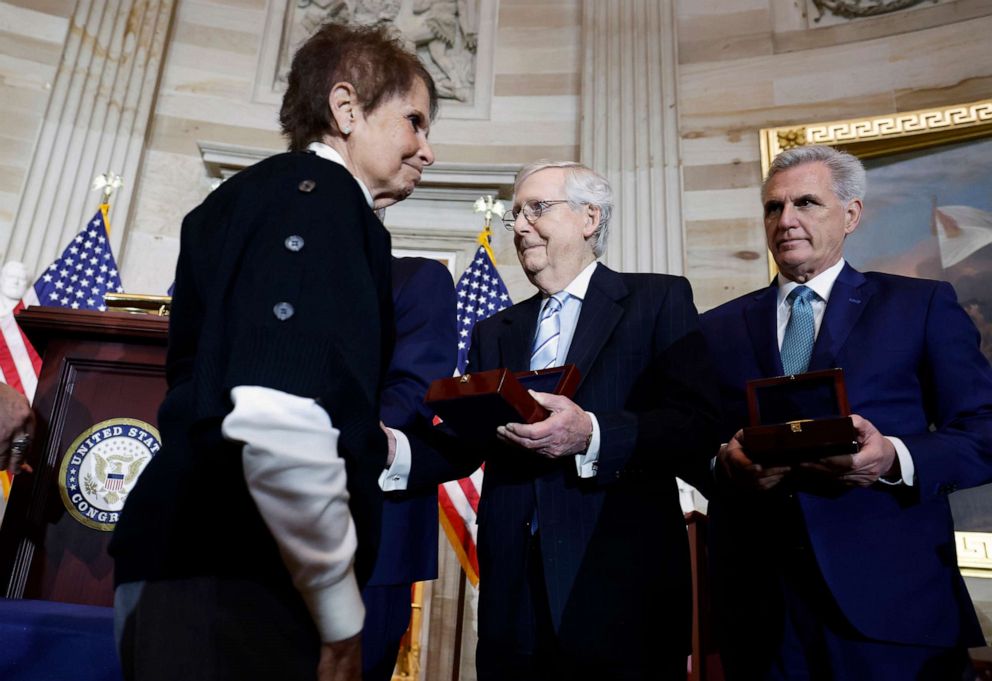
left=411, top=264, right=722, bottom=671
left=701, top=263, right=992, bottom=649
left=367, top=257, right=457, bottom=586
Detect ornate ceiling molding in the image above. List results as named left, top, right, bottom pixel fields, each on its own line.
left=197, top=141, right=518, bottom=204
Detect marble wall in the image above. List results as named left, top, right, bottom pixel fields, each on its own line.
left=0, top=0, right=584, bottom=303
left=0, top=1, right=72, bottom=260
left=678, top=0, right=992, bottom=309
left=5, top=1, right=992, bottom=309
left=123, top=0, right=583, bottom=300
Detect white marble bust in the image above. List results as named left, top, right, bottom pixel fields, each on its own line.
left=0, top=261, right=30, bottom=316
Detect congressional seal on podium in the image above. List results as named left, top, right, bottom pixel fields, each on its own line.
left=58, top=418, right=161, bottom=531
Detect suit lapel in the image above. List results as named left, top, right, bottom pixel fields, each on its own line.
left=566, top=264, right=626, bottom=393
left=744, top=284, right=783, bottom=376
left=497, top=292, right=542, bottom=371
left=808, top=263, right=873, bottom=371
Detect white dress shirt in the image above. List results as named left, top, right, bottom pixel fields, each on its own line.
left=539, top=260, right=602, bottom=478
left=306, top=142, right=373, bottom=205
left=776, top=259, right=915, bottom=486
left=223, top=387, right=363, bottom=641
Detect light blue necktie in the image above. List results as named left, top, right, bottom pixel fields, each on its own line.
left=528, top=294, right=565, bottom=535
left=781, top=285, right=817, bottom=375
left=530, top=294, right=564, bottom=370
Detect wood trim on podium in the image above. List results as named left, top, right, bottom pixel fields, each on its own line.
left=0, top=308, right=169, bottom=607
left=13, top=307, right=169, bottom=344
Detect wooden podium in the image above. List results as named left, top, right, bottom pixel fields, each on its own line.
left=0, top=307, right=168, bottom=607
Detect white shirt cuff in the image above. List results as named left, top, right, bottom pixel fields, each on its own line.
left=301, top=568, right=365, bottom=643
left=222, top=385, right=363, bottom=642
left=879, top=435, right=915, bottom=487
left=677, top=477, right=709, bottom=515
left=575, top=412, right=601, bottom=478
left=379, top=427, right=411, bottom=491
left=710, top=448, right=723, bottom=477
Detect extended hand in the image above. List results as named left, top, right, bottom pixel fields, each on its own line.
left=800, top=414, right=897, bottom=487
left=497, top=391, right=592, bottom=459
left=317, top=633, right=361, bottom=681
left=0, top=383, right=34, bottom=474
left=717, top=430, right=791, bottom=491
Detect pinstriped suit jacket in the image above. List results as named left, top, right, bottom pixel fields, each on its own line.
left=458, top=263, right=721, bottom=672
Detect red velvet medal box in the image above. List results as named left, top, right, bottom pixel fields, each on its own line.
left=425, top=365, right=581, bottom=440
left=742, top=368, right=859, bottom=466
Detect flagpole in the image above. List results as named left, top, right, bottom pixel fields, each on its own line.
left=473, top=195, right=504, bottom=265
left=26, top=175, right=127, bottom=313
left=92, top=172, right=123, bottom=236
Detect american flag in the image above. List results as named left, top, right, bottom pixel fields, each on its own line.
left=437, top=235, right=511, bottom=586
left=0, top=303, right=40, bottom=401
left=23, top=206, right=124, bottom=311
left=455, top=241, right=512, bottom=370
left=0, top=302, right=41, bottom=501
left=1, top=204, right=123, bottom=501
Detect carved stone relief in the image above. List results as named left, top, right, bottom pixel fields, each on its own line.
left=255, top=0, right=496, bottom=118
left=810, top=0, right=938, bottom=23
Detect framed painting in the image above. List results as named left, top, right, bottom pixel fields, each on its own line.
left=760, top=99, right=992, bottom=586
left=391, top=247, right=460, bottom=281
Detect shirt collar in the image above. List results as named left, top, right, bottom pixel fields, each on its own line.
left=776, top=258, right=846, bottom=307
left=546, top=260, right=598, bottom=303
left=306, top=142, right=373, bottom=208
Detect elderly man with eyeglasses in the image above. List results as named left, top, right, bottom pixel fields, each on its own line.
left=401, top=160, right=722, bottom=679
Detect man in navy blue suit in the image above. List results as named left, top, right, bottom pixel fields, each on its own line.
left=400, top=161, right=722, bottom=680
left=701, top=145, right=992, bottom=680
left=362, top=256, right=456, bottom=681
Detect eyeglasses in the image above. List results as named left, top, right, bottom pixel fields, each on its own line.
left=501, top=200, right=570, bottom=230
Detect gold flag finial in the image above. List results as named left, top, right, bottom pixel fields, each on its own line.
left=473, top=195, right=505, bottom=230
left=473, top=195, right=504, bottom=265
left=92, top=172, right=124, bottom=202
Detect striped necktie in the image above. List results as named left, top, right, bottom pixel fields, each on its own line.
left=780, top=285, right=818, bottom=375
left=531, top=294, right=564, bottom=370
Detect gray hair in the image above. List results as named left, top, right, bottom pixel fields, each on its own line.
left=514, top=160, right=614, bottom=257
left=763, top=145, right=866, bottom=203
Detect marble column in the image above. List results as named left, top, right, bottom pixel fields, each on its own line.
left=4, top=0, right=176, bottom=277
left=580, top=0, right=684, bottom=276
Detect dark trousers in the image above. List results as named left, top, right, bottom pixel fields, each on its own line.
left=115, top=577, right=320, bottom=681
left=361, top=583, right=412, bottom=681
left=769, top=555, right=975, bottom=681
left=722, top=517, right=976, bottom=681
left=476, top=532, right=687, bottom=681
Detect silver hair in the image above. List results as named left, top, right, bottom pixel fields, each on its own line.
left=514, top=160, right=614, bottom=257
left=763, top=145, right=866, bottom=203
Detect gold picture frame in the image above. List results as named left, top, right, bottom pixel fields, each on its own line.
left=760, top=99, right=992, bottom=281
left=760, top=100, right=992, bottom=580
left=759, top=98, right=992, bottom=177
